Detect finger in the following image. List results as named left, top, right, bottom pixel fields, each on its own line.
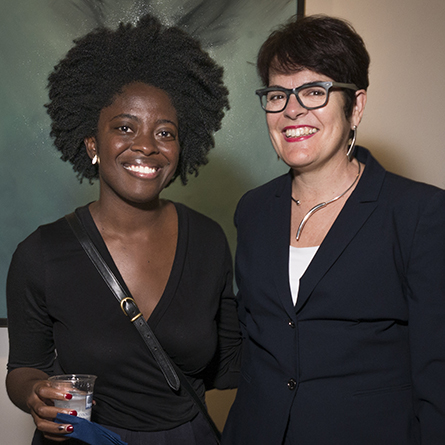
left=31, top=409, right=76, bottom=436
left=43, top=431, right=71, bottom=442
left=32, top=401, right=77, bottom=422
left=36, top=382, right=73, bottom=402
left=44, top=423, right=74, bottom=441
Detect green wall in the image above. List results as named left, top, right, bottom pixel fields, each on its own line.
left=0, top=0, right=296, bottom=320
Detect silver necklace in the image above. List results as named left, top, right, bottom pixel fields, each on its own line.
left=291, top=161, right=361, bottom=241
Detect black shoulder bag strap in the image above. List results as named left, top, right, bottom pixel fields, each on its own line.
left=65, top=212, right=221, bottom=443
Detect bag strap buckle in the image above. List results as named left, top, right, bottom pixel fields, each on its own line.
left=120, top=297, right=143, bottom=322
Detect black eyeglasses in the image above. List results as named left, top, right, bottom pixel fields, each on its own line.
left=255, top=81, right=358, bottom=113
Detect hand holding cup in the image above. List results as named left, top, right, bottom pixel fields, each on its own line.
left=49, top=374, right=97, bottom=421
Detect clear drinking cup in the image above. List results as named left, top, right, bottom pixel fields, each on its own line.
left=49, top=374, right=97, bottom=420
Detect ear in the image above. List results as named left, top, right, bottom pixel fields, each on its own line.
left=84, top=136, right=98, bottom=161
left=350, top=89, right=367, bottom=128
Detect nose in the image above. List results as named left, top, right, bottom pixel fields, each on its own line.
left=283, top=93, right=307, bottom=119
left=131, top=132, right=159, bottom=155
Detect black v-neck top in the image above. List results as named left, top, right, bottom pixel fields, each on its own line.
left=7, top=203, right=241, bottom=431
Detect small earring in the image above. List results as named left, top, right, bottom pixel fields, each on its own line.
left=346, top=125, right=357, bottom=161
left=91, top=155, right=98, bottom=165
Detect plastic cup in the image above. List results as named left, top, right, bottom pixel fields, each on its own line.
left=49, top=374, right=97, bottom=420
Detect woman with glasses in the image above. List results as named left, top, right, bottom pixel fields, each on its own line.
left=222, top=15, right=445, bottom=445
left=6, top=14, right=241, bottom=445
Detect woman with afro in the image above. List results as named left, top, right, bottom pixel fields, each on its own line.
left=6, top=13, right=241, bottom=445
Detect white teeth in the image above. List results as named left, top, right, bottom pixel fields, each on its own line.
left=125, top=165, right=157, bottom=174
left=285, top=127, right=318, bottom=138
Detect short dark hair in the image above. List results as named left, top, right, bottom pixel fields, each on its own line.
left=46, top=14, right=229, bottom=184
left=257, top=15, right=370, bottom=117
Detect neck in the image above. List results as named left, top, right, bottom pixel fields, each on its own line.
left=291, top=159, right=361, bottom=242
left=90, top=194, right=167, bottom=236
left=291, top=157, right=360, bottom=205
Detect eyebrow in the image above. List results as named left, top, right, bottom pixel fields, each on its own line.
left=266, top=85, right=299, bottom=91
left=109, top=114, right=178, bottom=129
left=267, top=83, right=320, bottom=89
left=158, top=119, right=178, bottom=129
left=109, top=113, right=139, bottom=122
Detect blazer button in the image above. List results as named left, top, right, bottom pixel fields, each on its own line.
left=287, top=378, right=297, bottom=390
left=288, top=320, right=295, bottom=328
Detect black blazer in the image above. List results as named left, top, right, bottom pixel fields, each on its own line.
left=222, top=147, right=445, bottom=444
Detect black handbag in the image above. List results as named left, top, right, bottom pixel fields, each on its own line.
left=65, top=212, right=222, bottom=444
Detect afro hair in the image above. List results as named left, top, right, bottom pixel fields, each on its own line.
left=46, top=14, right=229, bottom=184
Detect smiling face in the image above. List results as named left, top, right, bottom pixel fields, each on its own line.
left=85, top=82, right=180, bottom=206
left=265, top=69, right=366, bottom=173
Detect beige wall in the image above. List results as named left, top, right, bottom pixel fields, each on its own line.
left=0, top=330, right=35, bottom=443
left=307, top=0, right=445, bottom=188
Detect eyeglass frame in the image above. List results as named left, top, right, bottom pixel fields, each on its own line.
left=255, top=81, right=359, bottom=113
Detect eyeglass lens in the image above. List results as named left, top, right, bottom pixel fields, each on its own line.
left=262, top=85, right=328, bottom=112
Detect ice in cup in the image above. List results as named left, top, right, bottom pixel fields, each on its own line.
left=49, top=374, right=97, bottom=420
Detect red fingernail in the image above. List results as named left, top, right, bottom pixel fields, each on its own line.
left=69, top=410, right=77, bottom=416
left=66, top=425, right=74, bottom=432
left=64, top=393, right=73, bottom=400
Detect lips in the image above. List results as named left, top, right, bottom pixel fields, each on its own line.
left=284, top=126, right=318, bottom=139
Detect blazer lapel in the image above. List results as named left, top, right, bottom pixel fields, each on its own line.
left=296, top=147, right=386, bottom=313
left=269, top=172, right=298, bottom=319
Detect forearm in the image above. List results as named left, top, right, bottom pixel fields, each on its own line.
left=6, top=367, right=49, bottom=413
left=213, top=261, right=242, bottom=389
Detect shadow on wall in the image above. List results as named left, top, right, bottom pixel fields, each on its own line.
left=206, top=388, right=238, bottom=431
